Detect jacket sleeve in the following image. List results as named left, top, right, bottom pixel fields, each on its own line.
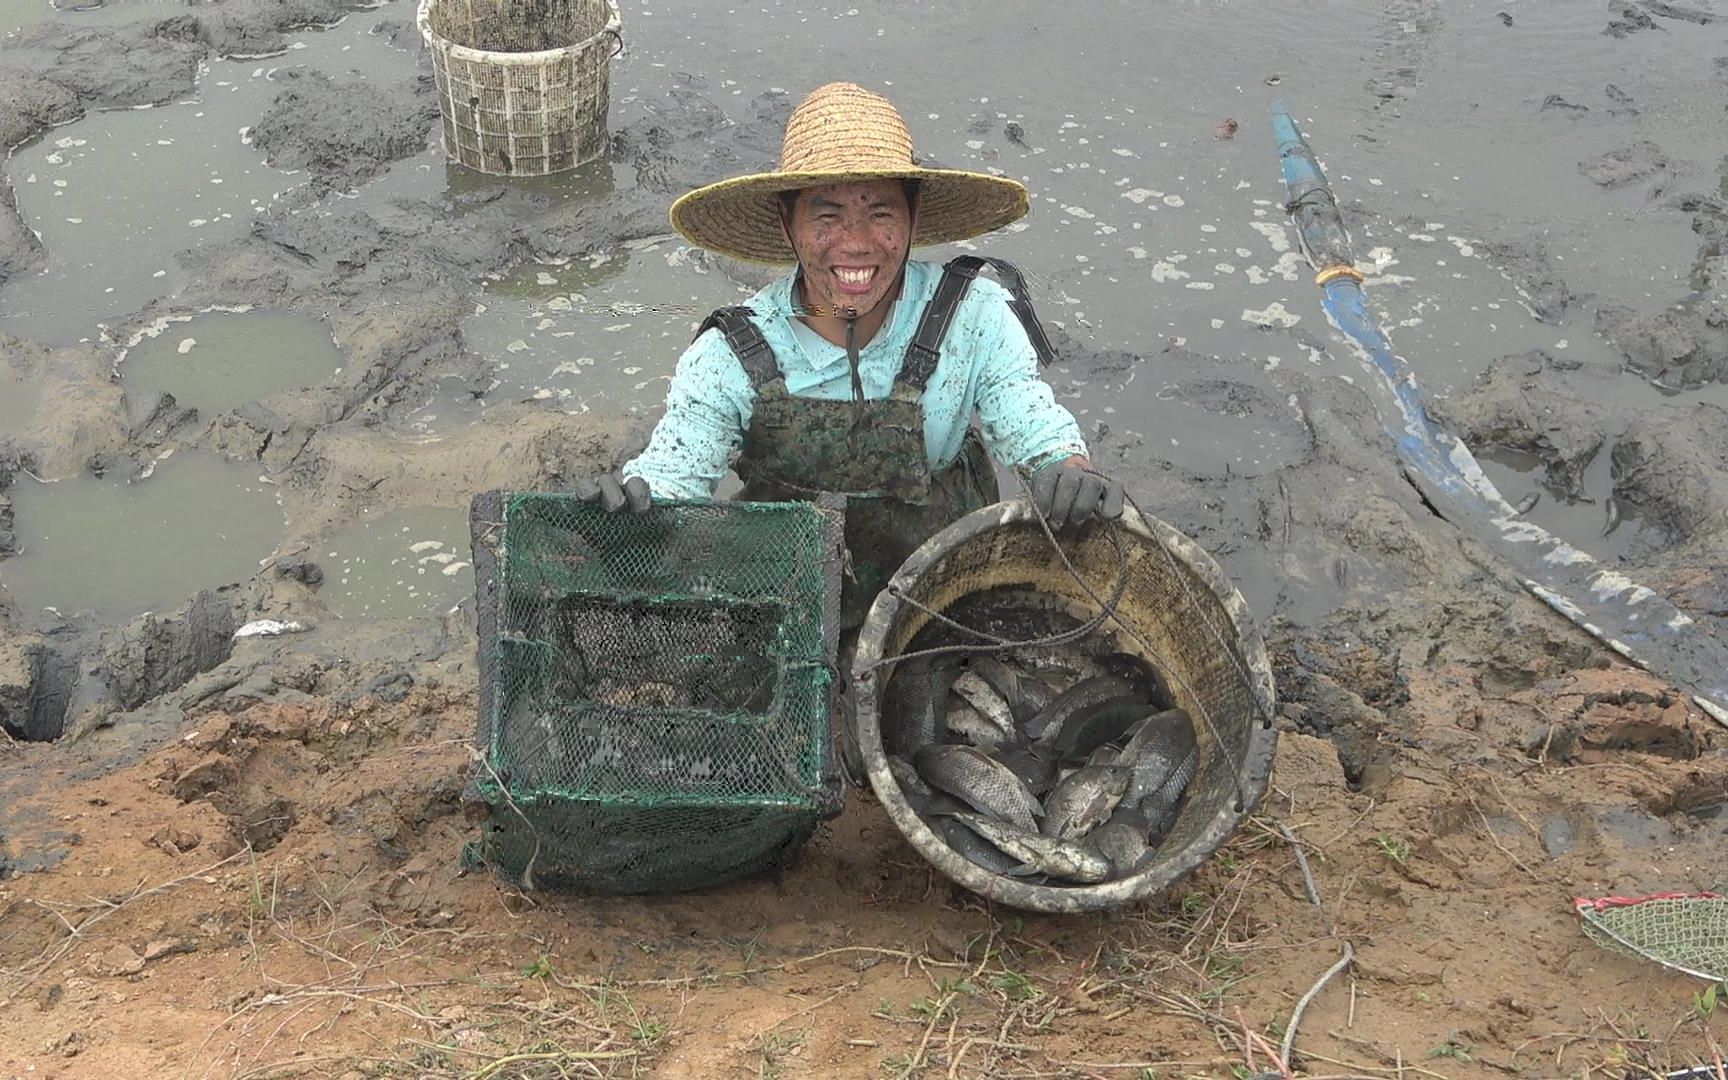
left=620, top=330, right=755, bottom=500
left=967, top=282, right=1089, bottom=474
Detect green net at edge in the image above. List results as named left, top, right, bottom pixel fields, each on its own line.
left=468, top=492, right=842, bottom=894
left=1576, top=893, right=1728, bottom=983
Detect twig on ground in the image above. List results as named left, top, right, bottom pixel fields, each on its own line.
left=1282, top=941, right=1356, bottom=1067
left=1467, top=799, right=1541, bottom=880
left=2, top=848, right=247, bottom=1003
left=466, top=1047, right=639, bottom=1079
left=1275, top=821, right=1324, bottom=911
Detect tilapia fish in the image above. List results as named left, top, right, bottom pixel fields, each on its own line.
left=1033, top=677, right=1150, bottom=760
left=950, top=671, right=1018, bottom=739
left=1116, top=708, right=1198, bottom=809
left=950, top=811, right=1112, bottom=884
left=913, top=744, right=1043, bottom=832
left=885, top=654, right=961, bottom=754
left=1042, top=764, right=1130, bottom=841
left=965, top=656, right=1056, bottom=725
left=946, top=698, right=1014, bottom=749
left=1143, top=743, right=1198, bottom=844
left=1025, top=674, right=1137, bottom=745
left=888, top=755, right=933, bottom=799
left=937, top=816, right=1021, bottom=874
left=1087, top=820, right=1149, bottom=877
left=995, top=745, right=1058, bottom=796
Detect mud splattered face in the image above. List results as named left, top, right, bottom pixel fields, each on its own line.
left=783, top=180, right=914, bottom=319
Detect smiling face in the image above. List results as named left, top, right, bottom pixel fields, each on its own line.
left=782, top=180, right=915, bottom=321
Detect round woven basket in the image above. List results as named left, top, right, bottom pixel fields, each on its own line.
left=418, top=0, right=621, bottom=176
left=852, top=500, right=1277, bottom=914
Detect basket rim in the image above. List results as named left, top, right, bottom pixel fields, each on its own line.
left=851, top=498, right=1280, bottom=915
left=417, top=0, right=621, bottom=67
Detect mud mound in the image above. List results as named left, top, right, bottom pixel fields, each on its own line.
left=249, top=69, right=439, bottom=192
left=1437, top=348, right=1606, bottom=499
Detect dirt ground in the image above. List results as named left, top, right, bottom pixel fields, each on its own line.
left=2, top=647, right=1726, bottom=1079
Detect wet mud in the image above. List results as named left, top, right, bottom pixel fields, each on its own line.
left=1, top=0, right=1728, bottom=1075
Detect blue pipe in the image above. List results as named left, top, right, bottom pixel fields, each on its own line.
left=1269, top=102, right=1728, bottom=725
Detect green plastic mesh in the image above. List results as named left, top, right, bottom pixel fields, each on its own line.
left=465, top=491, right=844, bottom=894
left=1576, top=892, right=1728, bottom=983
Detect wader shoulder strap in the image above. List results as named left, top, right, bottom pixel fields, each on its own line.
left=696, top=306, right=780, bottom=391
left=898, top=257, right=1056, bottom=392
left=973, top=256, right=1057, bottom=370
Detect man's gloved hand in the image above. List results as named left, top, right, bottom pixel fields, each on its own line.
left=573, top=473, right=652, bottom=513
left=1030, top=460, right=1125, bottom=530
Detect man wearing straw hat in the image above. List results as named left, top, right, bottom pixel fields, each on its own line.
left=579, top=82, right=1122, bottom=650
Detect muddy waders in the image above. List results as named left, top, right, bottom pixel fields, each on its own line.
left=696, top=258, right=1055, bottom=784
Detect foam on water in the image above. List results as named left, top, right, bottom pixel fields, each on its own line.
left=318, top=505, right=473, bottom=619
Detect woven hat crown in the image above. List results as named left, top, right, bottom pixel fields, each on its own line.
left=778, top=83, right=917, bottom=174
left=668, top=81, right=1030, bottom=264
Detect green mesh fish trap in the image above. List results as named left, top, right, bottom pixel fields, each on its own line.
left=465, top=490, right=845, bottom=893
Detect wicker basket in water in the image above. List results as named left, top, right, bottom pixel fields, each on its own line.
left=418, top=0, right=620, bottom=176
left=852, top=500, right=1277, bottom=914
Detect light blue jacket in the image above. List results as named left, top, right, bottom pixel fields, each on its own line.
left=622, top=259, right=1089, bottom=500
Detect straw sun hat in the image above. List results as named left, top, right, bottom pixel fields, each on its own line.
left=670, top=82, right=1030, bottom=265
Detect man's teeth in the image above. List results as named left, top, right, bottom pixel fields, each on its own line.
left=836, top=268, right=874, bottom=286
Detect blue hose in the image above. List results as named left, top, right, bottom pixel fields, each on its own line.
left=1269, top=102, right=1728, bottom=725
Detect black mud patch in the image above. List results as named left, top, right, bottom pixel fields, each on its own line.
left=1434, top=348, right=1605, bottom=499
left=1610, top=404, right=1728, bottom=556
left=249, top=68, right=439, bottom=193
left=1596, top=303, right=1728, bottom=390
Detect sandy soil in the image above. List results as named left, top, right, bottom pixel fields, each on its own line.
left=1, top=652, right=1725, bottom=1079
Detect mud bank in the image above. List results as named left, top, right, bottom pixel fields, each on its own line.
left=2, top=0, right=1728, bottom=1074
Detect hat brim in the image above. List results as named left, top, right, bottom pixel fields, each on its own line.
left=670, top=167, right=1030, bottom=265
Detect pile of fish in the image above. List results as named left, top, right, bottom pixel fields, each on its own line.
left=882, top=646, right=1199, bottom=886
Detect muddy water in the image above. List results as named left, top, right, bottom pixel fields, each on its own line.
left=317, top=506, right=473, bottom=619
left=3, top=0, right=1727, bottom=629
left=0, top=374, right=43, bottom=437
left=0, top=0, right=184, bottom=39
left=0, top=452, right=283, bottom=619
left=599, top=0, right=1728, bottom=615
left=0, top=5, right=420, bottom=343
left=406, top=240, right=748, bottom=433
left=121, top=310, right=342, bottom=414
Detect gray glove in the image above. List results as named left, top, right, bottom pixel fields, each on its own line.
left=573, top=473, right=652, bottom=514
left=1030, top=462, right=1125, bottom=530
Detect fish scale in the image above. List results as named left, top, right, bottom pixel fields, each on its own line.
left=1041, top=764, right=1130, bottom=841
left=1025, top=674, right=1138, bottom=746
left=950, top=671, right=1018, bottom=739
left=1116, top=708, right=1198, bottom=808
left=913, top=743, right=1043, bottom=832
left=966, top=655, right=1055, bottom=725
left=949, top=811, right=1112, bottom=884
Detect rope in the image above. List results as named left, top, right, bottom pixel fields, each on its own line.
left=857, top=522, right=1130, bottom=670
left=1008, top=475, right=1254, bottom=815
left=854, top=467, right=1274, bottom=815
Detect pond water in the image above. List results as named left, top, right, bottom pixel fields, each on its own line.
left=0, top=451, right=283, bottom=619
left=0, top=374, right=44, bottom=438
left=0, top=4, right=421, bottom=343
left=4, top=0, right=1727, bottom=633
left=121, top=309, right=343, bottom=414
left=316, top=505, right=474, bottom=619
left=403, top=237, right=748, bottom=435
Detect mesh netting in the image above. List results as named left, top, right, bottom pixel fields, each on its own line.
left=466, top=491, right=844, bottom=894
left=1576, top=892, right=1728, bottom=982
